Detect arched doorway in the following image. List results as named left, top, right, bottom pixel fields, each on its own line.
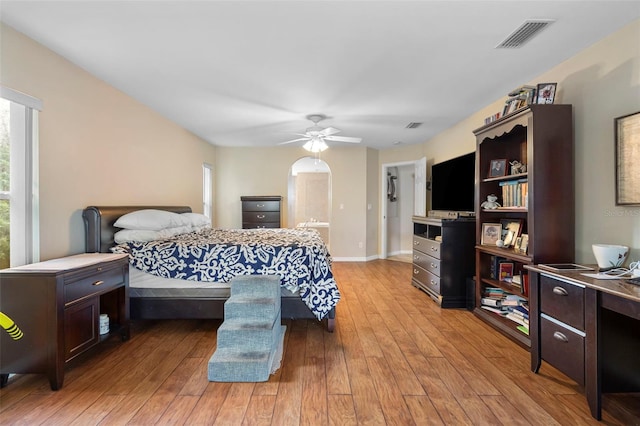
left=288, top=157, right=331, bottom=248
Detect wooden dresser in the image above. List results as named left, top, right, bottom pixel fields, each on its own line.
left=0, top=253, right=130, bottom=390
left=241, top=196, right=282, bottom=229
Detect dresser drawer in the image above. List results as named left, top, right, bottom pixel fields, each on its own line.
left=241, top=200, right=280, bottom=212
left=412, top=265, right=440, bottom=295
left=540, top=274, right=585, bottom=330
left=64, top=264, right=126, bottom=304
left=413, top=251, right=441, bottom=277
left=541, top=314, right=585, bottom=385
left=412, top=235, right=441, bottom=259
left=242, top=211, right=280, bottom=224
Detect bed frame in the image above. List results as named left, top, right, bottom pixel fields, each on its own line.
left=82, top=206, right=335, bottom=331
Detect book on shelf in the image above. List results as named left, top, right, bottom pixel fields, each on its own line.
left=499, top=179, right=528, bottom=208
left=481, top=305, right=508, bottom=316
left=506, top=312, right=529, bottom=327
left=517, top=325, right=530, bottom=335
left=499, top=262, right=514, bottom=281
left=481, top=297, right=502, bottom=307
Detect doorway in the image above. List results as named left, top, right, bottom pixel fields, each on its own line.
left=380, top=157, right=426, bottom=259
left=288, top=157, right=332, bottom=248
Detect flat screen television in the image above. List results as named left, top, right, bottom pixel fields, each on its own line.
left=430, top=151, right=476, bottom=213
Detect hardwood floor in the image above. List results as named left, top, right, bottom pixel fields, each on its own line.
left=1, top=260, right=638, bottom=425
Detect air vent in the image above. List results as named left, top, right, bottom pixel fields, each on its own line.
left=405, top=122, right=422, bottom=129
left=496, top=19, right=555, bottom=48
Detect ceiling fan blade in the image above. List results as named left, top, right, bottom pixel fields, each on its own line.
left=324, top=135, right=362, bottom=143
left=320, top=127, right=341, bottom=136
left=278, top=137, right=310, bottom=145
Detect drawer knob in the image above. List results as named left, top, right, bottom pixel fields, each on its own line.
left=414, top=255, right=419, bottom=260
left=431, top=246, right=438, bottom=252
left=92, top=280, right=104, bottom=286
left=414, top=241, right=420, bottom=246
left=413, top=269, right=419, bottom=275
left=430, top=263, right=438, bottom=269
left=257, top=214, right=266, bottom=219
left=257, top=204, right=265, bottom=207
left=552, top=286, right=569, bottom=296
left=430, top=280, right=436, bottom=285
left=553, top=331, right=568, bottom=342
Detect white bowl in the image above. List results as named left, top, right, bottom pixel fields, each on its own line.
left=592, top=244, right=629, bottom=270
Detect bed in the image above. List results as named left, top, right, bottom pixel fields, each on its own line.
left=82, top=206, right=337, bottom=331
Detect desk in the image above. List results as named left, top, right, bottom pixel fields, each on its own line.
left=526, top=265, right=640, bottom=420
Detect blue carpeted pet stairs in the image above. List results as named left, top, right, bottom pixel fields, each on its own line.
left=208, top=275, right=286, bottom=382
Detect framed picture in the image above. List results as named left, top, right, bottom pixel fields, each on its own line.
left=514, top=236, right=523, bottom=251
left=536, top=83, right=557, bottom=104
left=488, top=159, right=507, bottom=178
left=615, top=111, right=640, bottom=205
left=503, top=230, right=515, bottom=247
left=481, top=223, right=501, bottom=246
left=499, top=219, right=523, bottom=244
left=519, top=234, right=529, bottom=254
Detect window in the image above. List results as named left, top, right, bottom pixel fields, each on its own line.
left=0, top=86, right=41, bottom=268
left=202, top=163, right=213, bottom=221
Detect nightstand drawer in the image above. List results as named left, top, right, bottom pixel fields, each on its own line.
left=241, top=200, right=280, bottom=212
left=541, top=314, right=585, bottom=385
left=412, top=235, right=441, bottom=259
left=242, top=222, right=280, bottom=229
left=540, top=274, right=585, bottom=330
left=242, top=211, right=280, bottom=224
left=64, top=265, right=126, bottom=304
left=413, top=251, right=441, bottom=277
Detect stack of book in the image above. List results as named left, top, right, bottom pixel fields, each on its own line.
left=502, top=85, right=536, bottom=116
left=480, top=290, right=530, bottom=335
left=499, top=179, right=528, bottom=208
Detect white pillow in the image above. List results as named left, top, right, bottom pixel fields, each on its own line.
left=113, top=209, right=189, bottom=230
left=114, top=229, right=164, bottom=243
left=181, top=212, right=211, bottom=229
left=114, top=225, right=194, bottom=243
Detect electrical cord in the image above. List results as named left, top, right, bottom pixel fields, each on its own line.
left=602, top=260, right=640, bottom=278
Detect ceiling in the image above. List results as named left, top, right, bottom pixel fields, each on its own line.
left=2, top=1, right=639, bottom=150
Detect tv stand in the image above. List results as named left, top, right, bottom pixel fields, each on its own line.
left=411, top=216, right=475, bottom=308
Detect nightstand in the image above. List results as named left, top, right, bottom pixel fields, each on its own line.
left=0, top=253, right=130, bottom=390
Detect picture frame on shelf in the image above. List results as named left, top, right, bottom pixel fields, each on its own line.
left=520, top=234, right=529, bottom=254
left=499, top=219, right=523, bottom=243
left=615, top=111, right=640, bottom=205
left=481, top=223, right=502, bottom=246
left=489, top=159, right=507, bottom=178
left=514, top=236, right=523, bottom=251
left=536, top=83, right=557, bottom=104
left=503, top=230, right=515, bottom=247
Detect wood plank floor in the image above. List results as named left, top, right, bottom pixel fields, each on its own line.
left=1, top=260, right=638, bottom=425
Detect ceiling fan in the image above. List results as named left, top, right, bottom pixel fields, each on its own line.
left=278, top=114, right=362, bottom=152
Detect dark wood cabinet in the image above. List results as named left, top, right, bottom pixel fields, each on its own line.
left=411, top=216, right=475, bottom=308
left=527, top=266, right=640, bottom=420
left=0, top=253, right=130, bottom=390
left=241, top=195, right=282, bottom=229
left=473, top=104, right=574, bottom=348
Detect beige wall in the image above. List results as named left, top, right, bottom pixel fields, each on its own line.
left=0, top=24, right=216, bottom=260
left=380, top=19, right=640, bottom=264
left=215, top=146, right=369, bottom=259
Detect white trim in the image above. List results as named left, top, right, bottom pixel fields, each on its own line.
left=0, top=86, right=42, bottom=111
left=332, top=255, right=380, bottom=262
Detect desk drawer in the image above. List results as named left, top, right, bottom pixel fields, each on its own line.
left=413, top=251, right=441, bottom=277
left=540, top=275, right=585, bottom=331
left=541, top=314, right=585, bottom=385
left=241, top=200, right=280, bottom=212
left=64, top=265, right=126, bottom=304
left=412, top=265, right=440, bottom=295
left=412, top=235, right=441, bottom=259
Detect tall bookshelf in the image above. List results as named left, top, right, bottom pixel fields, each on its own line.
left=473, top=104, right=574, bottom=348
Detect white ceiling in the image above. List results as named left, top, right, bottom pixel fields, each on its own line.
left=2, top=1, right=639, bottom=150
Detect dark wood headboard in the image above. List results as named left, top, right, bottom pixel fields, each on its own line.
left=82, top=206, right=192, bottom=253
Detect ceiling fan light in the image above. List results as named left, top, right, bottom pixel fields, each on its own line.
left=303, top=139, right=328, bottom=153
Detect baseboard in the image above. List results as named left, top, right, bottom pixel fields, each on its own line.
left=333, top=254, right=380, bottom=262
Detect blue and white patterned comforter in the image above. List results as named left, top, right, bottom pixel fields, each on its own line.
left=111, top=227, right=339, bottom=320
